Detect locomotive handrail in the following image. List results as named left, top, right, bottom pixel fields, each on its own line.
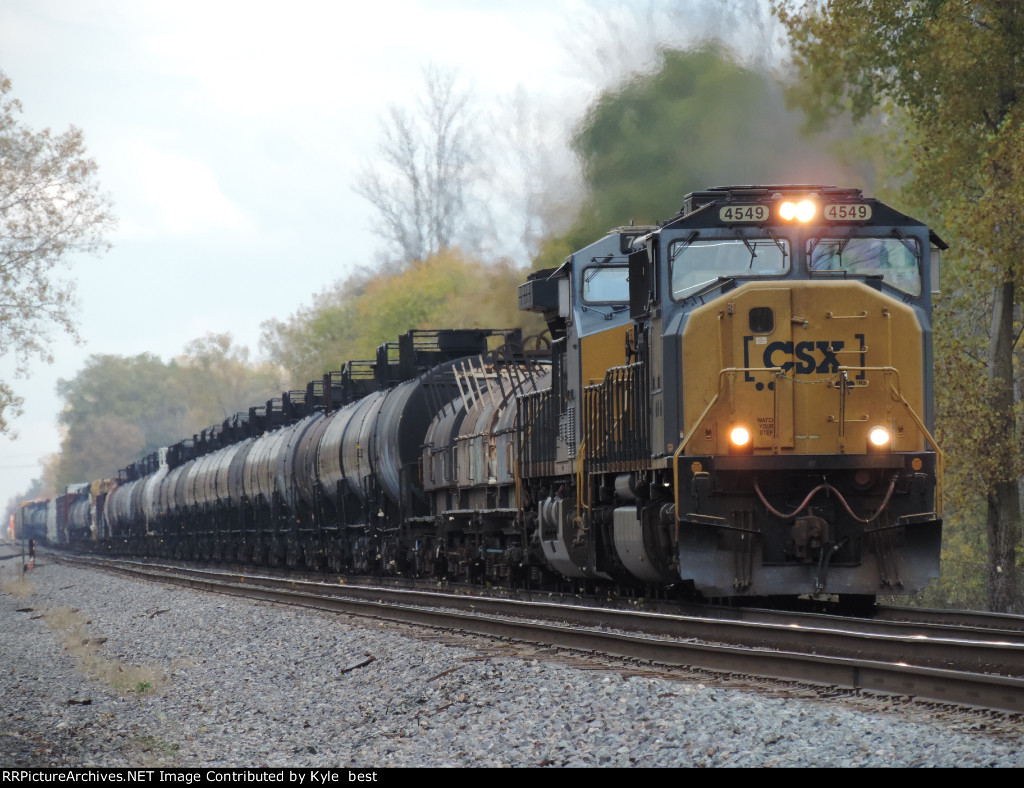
left=838, top=365, right=945, bottom=514
left=892, top=382, right=944, bottom=512
left=673, top=377, right=727, bottom=518
left=675, top=366, right=781, bottom=465
left=576, top=434, right=589, bottom=519
left=672, top=365, right=945, bottom=520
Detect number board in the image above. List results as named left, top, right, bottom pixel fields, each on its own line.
left=719, top=205, right=769, bottom=223
left=824, top=203, right=872, bottom=221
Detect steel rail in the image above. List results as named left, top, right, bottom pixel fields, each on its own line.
left=872, top=604, right=1024, bottom=634
left=59, top=555, right=1024, bottom=671
left=56, top=554, right=1024, bottom=714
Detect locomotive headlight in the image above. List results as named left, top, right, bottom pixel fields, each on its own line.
left=868, top=426, right=891, bottom=449
left=779, top=199, right=816, bottom=222
left=729, top=426, right=752, bottom=448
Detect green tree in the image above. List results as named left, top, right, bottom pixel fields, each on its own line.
left=52, top=335, right=284, bottom=488
left=54, top=353, right=186, bottom=487
left=773, top=0, right=1024, bottom=612
left=0, top=71, right=115, bottom=434
left=259, top=268, right=372, bottom=388
left=176, top=333, right=285, bottom=428
left=355, top=249, right=533, bottom=352
left=536, top=45, right=860, bottom=271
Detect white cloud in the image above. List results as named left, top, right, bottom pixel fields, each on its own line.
left=137, top=0, right=575, bottom=120
left=141, top=0, right=409, bottom=118
left=118, top=141, right=253, bottom=238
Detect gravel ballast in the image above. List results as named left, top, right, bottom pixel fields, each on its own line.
left=1, top=552, right=1022, bottom=768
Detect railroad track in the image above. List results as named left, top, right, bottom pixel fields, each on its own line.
left=49, top=552, right=1024, bottom=714
left=0, top=541, right=31, bottom=564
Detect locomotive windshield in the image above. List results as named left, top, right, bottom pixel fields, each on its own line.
left=669, top=236, right=790, bottom=300
left=582, top=265, right=629, bottom=303
left=808, top=235, right=921, bottom=296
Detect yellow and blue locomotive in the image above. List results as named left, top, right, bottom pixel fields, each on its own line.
left=58, top=184, right=943, bottom=605
left=518, top=184, right=943, bottom=601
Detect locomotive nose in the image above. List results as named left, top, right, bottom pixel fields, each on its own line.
left=673, top=279, right=941, bottom=597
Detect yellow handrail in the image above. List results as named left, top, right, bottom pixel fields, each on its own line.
left=671, top=365, right=944, bottom=519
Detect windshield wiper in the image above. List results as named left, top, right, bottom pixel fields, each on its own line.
left=670, top=231, right=699, bottom=265
left=808, top=224, right=856, bottom=258
left=584, top=255, right=616, bottom=284
left=809, top=226, right=859, bottom=270
left=766, top=227, right=788, bottom=259
left=835, top=226, right=859, bottom=256
left=734, top=230, right=757, bottom=268
left=891, top=228, right=918, bottom=256
left=581, top=304, right=629, bottom=320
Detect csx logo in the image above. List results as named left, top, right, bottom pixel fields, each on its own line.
left=743, top=335, right=864, bottom=382
left=763, top=340, right=843, bottom=374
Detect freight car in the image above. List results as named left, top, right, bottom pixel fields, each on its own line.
left=64, top=185, right=944, bottom=605
left=13, top=499, right=52, bottom=543
left=15, top=483, right=110, bottom=545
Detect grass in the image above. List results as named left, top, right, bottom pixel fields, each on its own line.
left=134, top=736, right=181, bottom=756
left=0, top=574, right=35, bottom=598
left=43, top=606, right=167, bottom=696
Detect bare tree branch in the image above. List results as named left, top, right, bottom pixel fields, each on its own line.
left=355, top=64, right=479, bottom=265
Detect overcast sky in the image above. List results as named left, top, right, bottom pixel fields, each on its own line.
left=0, top=0, right=772, bottom=504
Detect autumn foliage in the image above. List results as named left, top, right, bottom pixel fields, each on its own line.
left=260, top=249, right=544, bottom=388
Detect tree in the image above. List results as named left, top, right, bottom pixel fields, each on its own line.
left=483, top=86, right=584, bottom=267
left=52, top=336, right=284, bottom=489
left=259, top=268, right=372, bottom=388
left=176, top=333, right=285, bottom=427
left=352, top=249, right=534, bottom=351
left=54, top=353, right=187, bottom=487
left=355, top=64, right=481, bottom=265
left=260, top=250, right=543, bottom=388
left=773, top=0, right=1024, bottom=612
left=0, top=71, right=115, bottom=434
left=566, top=0, right=785, bottom=86
left=535, top=45, right=860, bottom=271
